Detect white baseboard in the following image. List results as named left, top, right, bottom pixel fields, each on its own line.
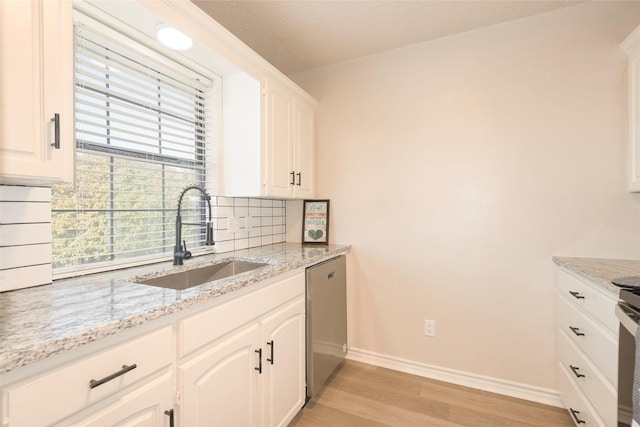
left=346, top=347, right=564, bottom=408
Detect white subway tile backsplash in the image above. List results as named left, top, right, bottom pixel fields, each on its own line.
left=215, top=240, right=235, bottom=253
left=234, top=239, right=248, bottom=250
left=233, top=198, right=248, bottom=207
left=249, top=206, right=262, bottom=217
left=216, top=196, right=234, bottom=207
left=234, top=206, right=248, bottom=217
left=209, top=197, right=286, bottom=254
left=0, top=184, right=287, bottom=292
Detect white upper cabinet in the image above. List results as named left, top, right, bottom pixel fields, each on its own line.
left=264, top=77, right=315, bottom=199
left=0, top=0, right=74, bottom=185
left=221, top=73, right=316, bottom=199
left=293, top=98, right=315, bottom=199
left=621, top=24, right=640, bottom=192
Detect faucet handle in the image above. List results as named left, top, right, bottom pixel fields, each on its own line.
left=183, top=241, right=192, bottom=259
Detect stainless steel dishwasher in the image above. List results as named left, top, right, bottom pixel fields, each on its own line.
left=306, top=255, right=347, bottom=400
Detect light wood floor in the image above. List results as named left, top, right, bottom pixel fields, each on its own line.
left=289, top=360, right=574, bottom=427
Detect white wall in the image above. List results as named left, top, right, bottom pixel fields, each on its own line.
left=291, top=2, right=640, bottom=399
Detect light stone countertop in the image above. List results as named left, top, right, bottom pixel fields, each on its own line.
left=0, top=243, right=350, bottom=375
left=552, top=256, right=640, bottom=294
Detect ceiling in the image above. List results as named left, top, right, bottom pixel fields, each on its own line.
left=191, top=0, right=584, bottom=76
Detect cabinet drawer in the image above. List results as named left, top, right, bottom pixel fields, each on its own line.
left=179, top=272, right=304, bottom=357
left=557, top=295, right=617, bottom=386
left=557, top=362, right=606, bottom=427
left=557, top=330, right=616, bottom=426
left=557, top=269, right=618, bottom=334
left=3, top=326, right=172, bottom=427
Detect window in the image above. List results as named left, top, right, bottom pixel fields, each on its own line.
left=52, top=16, right=216, bottom=275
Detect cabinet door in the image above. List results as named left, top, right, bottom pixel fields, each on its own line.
left=0, top=0, right=73, bottom=185
left=261, top=297, right=306, bottom=427
left=265, top=79, right=294, bottom=198
left=61, top=371, right=174, bottom=427
left=179, top=323, right=262, bottom=427
left=627, top=47, right=640, bottom=192
left=293, top=101, right=314, bottom=198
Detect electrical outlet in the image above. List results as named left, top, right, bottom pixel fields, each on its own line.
left=228, top=216, right=240, bottom=233
left=424, top=319, right=436, bottom=337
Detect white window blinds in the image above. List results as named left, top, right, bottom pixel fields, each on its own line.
left=52, top=18, right=214, bottom=272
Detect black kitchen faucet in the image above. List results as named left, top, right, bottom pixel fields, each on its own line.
left=174, top=185, right=215, bottom=265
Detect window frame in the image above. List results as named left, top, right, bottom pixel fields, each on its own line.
left=52, top=11, right=222, bottom=280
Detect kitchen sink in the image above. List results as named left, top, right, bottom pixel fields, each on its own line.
left=137, top=261, right=268, bottom=290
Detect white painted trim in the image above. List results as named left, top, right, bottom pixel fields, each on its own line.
left=346, top=347, right=564, bottom=408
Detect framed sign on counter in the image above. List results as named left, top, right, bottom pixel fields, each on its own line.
left=302, top=200, right=330, bottom=244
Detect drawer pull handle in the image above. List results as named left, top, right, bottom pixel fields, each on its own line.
left=569, top=408, right=586, bottom=424
left=164, top=409, right=175, bottom=427
left=569, top=291, right=585, bottom=300
left=296, top=172, right=302, bottom=186
left=290, top=171, right=295, bottom=185
left=255, top=348, right=262, bottom=374
left=89, top=364, right=137, bottom=389
left=569, top=326, right=585, bottom=337
left=267, top=340, right=274, bottom=364
left=569, top=365, right=585, bottom=378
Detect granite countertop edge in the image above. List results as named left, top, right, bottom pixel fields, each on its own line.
left=552, top=256, right=640, bottom=294
left=0, top=243, right=350, bottom=375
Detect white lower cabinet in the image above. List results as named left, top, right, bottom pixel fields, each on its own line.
left=261, top=298, right=306, bottom=427
left=179, top=324, right=262, bottom=426
left=555, top=268, right=618, bottom=427
left=0, top=270, right=307, bottom=427
left=60, top=370, right=174, bottom=427
left=178, top=276, right=305, bottom=427
left=1, top=326, right=174, bottom=427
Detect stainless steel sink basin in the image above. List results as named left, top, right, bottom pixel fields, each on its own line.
left=137, top=261, right=268, bottom=290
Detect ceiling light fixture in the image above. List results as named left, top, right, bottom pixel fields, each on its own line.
left=156, top=25, right=193, bottom=51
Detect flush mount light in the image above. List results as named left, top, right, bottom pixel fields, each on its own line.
left=156, top=25, right=192, bottom=51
